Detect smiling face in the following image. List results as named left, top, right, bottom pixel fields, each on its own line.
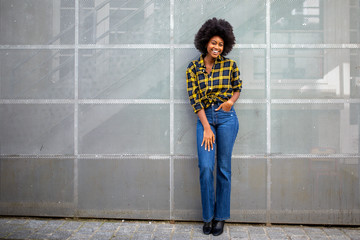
left=206, top=36, right=224, bottom=59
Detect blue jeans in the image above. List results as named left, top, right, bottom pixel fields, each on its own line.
left=197, top=103, right=239, bottom=222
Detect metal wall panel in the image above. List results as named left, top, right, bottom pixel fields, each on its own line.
left=271, top=158, right=360, bottom=224
left=0, top=158, right=75, bottom=217
left=0, top=0, right=359, bottom=225
left=173, top=157, right=201, bottom=220
left=77, top=158, right=170, bottom=219
left=230, top=158, right=268, bottom=223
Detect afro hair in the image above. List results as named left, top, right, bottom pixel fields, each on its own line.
left=194, top=18, right=236, bottom=56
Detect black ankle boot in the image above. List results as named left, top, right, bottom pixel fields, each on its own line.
left=203, top=221, right=212, bottom=235
left=212, top=220, right=225, bottom=236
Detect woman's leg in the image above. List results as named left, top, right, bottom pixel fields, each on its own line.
left=197, top=119, right=217, bottom=222
left=214, top=110, right=239, bottom=220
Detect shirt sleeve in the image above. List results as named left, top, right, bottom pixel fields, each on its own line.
left=231, top=61, right=242, bottom=92
left=186, top=62, right=204, bottom=113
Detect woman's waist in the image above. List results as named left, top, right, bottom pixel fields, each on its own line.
left=202, top=98, right=225, bottom=109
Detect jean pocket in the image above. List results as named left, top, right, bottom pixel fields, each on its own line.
left=220, top=108, right=234, bottom=113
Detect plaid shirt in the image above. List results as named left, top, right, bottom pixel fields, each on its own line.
left=186, top=54, right=242, bottom=113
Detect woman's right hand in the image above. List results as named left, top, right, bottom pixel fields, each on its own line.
left=202, top=126, right=215, bottom=151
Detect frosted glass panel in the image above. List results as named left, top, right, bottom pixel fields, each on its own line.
left=174, top=0, right=266, bottom=44
left=174, top=104, right=197, bottom=155
left=271, top=49, right=359, bottom=99
left=0, top=50, right=74, bottom=99
left=350, top=4, right=360, bottom=43
left=79, top=49, right=169, bottom=99
left=351, top=49, right=360, bottom=99
left=174, top=48, right=199, bottom=101
left=79, top=104, right=170, bottom=154
left=271, top=158, right=360, bottom=224
left=0, top=104, right=74, bottom=155
left=228, top=49, right=266, bottom=99
left=0, top=1, right=74, bottom=44
left=79, top=0, right=170, bottom=44
left=271, top=104, right=360, bottom=154
left=271, top=0, right=356, bottom=44
left=233, top=104, right=266, bottom=155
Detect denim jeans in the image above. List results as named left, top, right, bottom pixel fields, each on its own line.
left=196, top=103, right=239, bottom=222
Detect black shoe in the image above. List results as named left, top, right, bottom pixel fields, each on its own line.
left=212, top=220, right=225, bottom=236
left=203, top=221, right=212, bottom=235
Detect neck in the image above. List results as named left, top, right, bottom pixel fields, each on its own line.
left=204, top=54, right=216, bottom=65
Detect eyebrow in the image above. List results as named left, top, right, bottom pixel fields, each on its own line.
left=211, top=40, right=224, bottom=44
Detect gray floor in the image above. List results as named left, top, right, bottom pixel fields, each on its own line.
left=0, top=217, right=359, bottom=240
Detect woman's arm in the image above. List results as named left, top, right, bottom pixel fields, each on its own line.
left=197, top=109, right=215, bottom=151
left=187, top=63, right=204, bottom=113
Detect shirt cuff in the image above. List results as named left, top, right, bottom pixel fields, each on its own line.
left=193, top=102, right=204, bottom=113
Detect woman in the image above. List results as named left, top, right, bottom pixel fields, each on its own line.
left=186, top=18, right=241, bottom=236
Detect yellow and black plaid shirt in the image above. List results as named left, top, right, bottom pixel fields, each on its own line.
left=186, top=54, right=242, bottom=113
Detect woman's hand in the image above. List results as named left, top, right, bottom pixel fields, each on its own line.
left=196, top=108, right=215, bottom=151
left=202, top=126, right=215, bottom=151
left=215, top=100, right=233, bottom=112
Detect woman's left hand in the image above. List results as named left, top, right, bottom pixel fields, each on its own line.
left=215, top=100, right=233, bottom=112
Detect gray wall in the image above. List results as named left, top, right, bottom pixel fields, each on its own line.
left=0, top=0, right=360, bottom=225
